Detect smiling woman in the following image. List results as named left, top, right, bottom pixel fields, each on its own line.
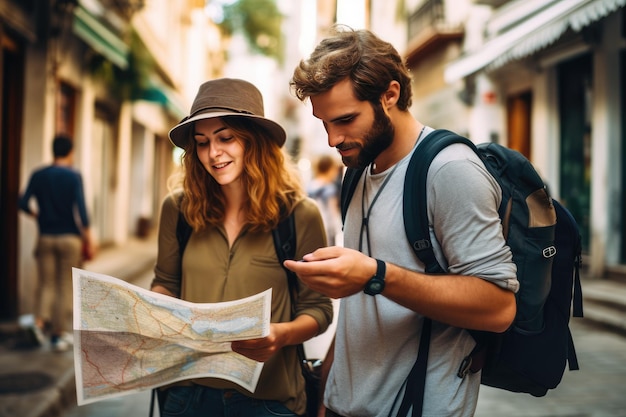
left=149, top=78, right=333, bottom=417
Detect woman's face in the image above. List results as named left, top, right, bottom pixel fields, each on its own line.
left=194, top=118, right=245, bottom=187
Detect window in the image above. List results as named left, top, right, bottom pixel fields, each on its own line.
left=56, top=81, right=76, bottom=137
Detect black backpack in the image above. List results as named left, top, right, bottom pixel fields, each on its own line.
left=341, top=129, right=584, bottom=416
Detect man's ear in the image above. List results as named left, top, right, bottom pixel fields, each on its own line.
left=381, top=80, right=401, bottom=109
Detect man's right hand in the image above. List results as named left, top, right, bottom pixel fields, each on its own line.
left=283, top=247, right=378, bottom=299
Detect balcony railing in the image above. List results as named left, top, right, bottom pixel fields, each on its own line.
left=406, top=0, right=463, bottom=66
left=408, top=0, right=446, bottom=41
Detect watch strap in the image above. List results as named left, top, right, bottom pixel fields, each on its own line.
left=364, top=258, right=386, bottom=295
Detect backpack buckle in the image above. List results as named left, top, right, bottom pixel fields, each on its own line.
left=457, top=355, right=472, bottom=378
left=412, top=239, right=432, bottom=251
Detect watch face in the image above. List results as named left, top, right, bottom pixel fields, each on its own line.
left=368, top=280, right=384, bottom=293
left=365, top=277, right=385, bottom=295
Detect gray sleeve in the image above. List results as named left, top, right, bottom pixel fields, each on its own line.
left=428, top=144, right=519, bottom=292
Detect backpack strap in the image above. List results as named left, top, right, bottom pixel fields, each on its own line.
left=175, top=204, right=298, bottom=300
left=397, top=317, right=432, bottom=417
left=568, top=253, right=582, bottom=372
left=340, top=167, right=365, bottom=223
left=552, top=199, right=583, bottom=371
left=176, top=210, right=193, bottom=256
left=175, top=194, right=193, bottom=256
left=176, top=202, right=298, bottom=276
left=272, top=212, right=299, bottom=297
left=403, top=129, right=476, bottom=273
left=557, top=199, right=584, bottom=320
left=398, top=129, right=478, bottom=417
left=175, top=200, right=297, bottom=283
left=272, top=212, right=311, bottom=375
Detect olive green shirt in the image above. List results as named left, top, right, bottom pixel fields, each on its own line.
left=152, top=194, right=333, bottom=415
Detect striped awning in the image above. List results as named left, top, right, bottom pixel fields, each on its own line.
left=444, top=0, right=626, bottom=82
left=136, top=81, right=188, bottom=120
left=72, top=5, right=129, bottom=69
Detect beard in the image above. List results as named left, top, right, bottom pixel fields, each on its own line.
left=338, top=103, right=394, bottom=169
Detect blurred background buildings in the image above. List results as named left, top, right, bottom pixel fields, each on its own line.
left=0, top=0, right=624, bottom=322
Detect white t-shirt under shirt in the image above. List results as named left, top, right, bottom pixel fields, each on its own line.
left=324, top=127, right=518, bottom=417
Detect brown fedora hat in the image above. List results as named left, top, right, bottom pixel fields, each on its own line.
left=168, top=78, right=286, bottom=148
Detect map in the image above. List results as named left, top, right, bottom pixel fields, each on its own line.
left=72, top=268, right=271, bottom=405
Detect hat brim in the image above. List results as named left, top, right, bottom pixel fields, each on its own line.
left=168, top=111, right=286, bottom=148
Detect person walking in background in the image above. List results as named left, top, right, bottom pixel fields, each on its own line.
left=308, top=154, right=342, bottom=245
left=19, top=134, right=94, bottom=352
left=287, top=26, right=518, bottom=417
left=150, top=78, right=333, bottom=417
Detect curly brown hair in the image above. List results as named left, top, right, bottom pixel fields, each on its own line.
left=175, top=117, right=304, bottom=233
left=290, top=25, right=412, bottom=109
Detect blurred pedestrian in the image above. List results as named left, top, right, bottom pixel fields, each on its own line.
left=150, top=78, right=333, bottom=417
left=287, top=26, right=517, bottom=417
left=19, top=134, right=94, bottom=351
left=308, top=154, right=342, bottom=245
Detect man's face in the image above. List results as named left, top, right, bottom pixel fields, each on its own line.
left=310, top=78, right=393, bottom=169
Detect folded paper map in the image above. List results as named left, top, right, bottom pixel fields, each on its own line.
left=72, top=267, right=271, bottom=405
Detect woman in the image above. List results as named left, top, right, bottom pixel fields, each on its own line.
left=151, top=78, right=333, bottom=417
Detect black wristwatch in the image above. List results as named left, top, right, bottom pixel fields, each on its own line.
left=364, top=259, right=386, bottom=296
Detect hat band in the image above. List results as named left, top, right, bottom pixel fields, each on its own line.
left=189, top=106, right=256, bottom=119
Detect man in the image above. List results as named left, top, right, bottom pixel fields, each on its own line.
left=19, top=134, right=94, bottom=351
left=307, top=154, right=342, bottom=246
left=285, top=27, right=519, bottom=417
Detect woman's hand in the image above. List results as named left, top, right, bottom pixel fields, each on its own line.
left=231, top=322, right=288, bottom=362
left=231, top=315, right=320, bottom=362
left=150, top=285, right=177, bottom=298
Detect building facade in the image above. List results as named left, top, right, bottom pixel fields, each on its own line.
left=395, top=0, right=625, bottom=279
left=0, top=0, right=222, bottom=320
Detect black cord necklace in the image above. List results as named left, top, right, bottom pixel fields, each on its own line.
left=358, top=127, right=426, bottom=254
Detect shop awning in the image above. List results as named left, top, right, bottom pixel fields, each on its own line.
left=135, top=81, right=188, bottom=120
left=72, top=5, right=129, bottom=69
left=444, top=0, right=626, bottom=82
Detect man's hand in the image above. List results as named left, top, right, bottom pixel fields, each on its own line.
left=286, top=247, right=516, bottom=332
left=283, top=247, right=377, bottom=299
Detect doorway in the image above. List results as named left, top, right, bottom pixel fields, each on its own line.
left=0, top=34, right=24, bottom=320
left=506, top=91, right=532, bottom=159
left=557, top=53, right=592, bottom=252
left=90, top=106, right=117, bottom=246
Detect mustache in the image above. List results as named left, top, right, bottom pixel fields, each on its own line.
left=335, top=142, right=360, bottom=152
